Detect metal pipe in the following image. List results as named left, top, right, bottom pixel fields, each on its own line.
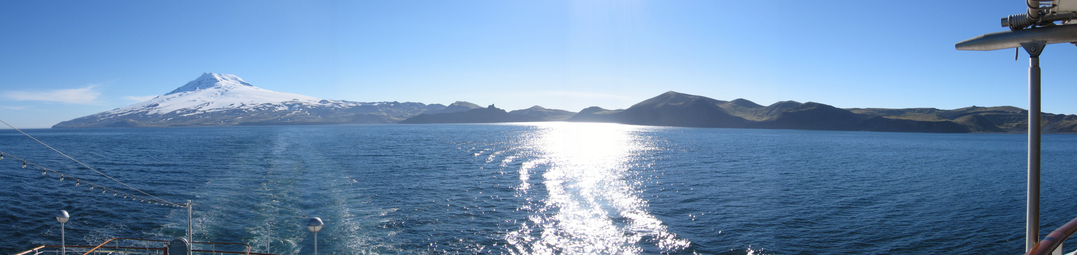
left=956, top=24, right=1077, bottom=51
left=1026, top=47, right=1043, bottom=253
left=1002, top=12, right=1077, bottom=28
left=1000, top=1, right=1077, bottom=29
left=1028, top=0, right=1044, bottom=20
left=189, top=200, right=193, bottom=255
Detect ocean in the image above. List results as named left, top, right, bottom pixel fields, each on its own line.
left=1, top=123, right=1076, bottom=254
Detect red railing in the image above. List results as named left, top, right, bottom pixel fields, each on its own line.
left=1026, top=216, right=1077, bottom=255
left=190, top=240, right=255, bottom=255
left=15, top=243, right=166, bottom=255
left=13, top=246, right=45, bottom=255
left=82, top=237, right=168, bottom=254
left=83, top=237, right=265, bottom=255
left=17, top=238, right=278, bottom=255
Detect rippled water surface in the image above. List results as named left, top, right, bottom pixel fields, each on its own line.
left=2, top=124, right=1077, bottom=254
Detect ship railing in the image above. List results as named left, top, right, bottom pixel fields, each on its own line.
left=15, top=237, right=280, bottom=255
left=16, top=244, right=165, bottom=255
left=1026, top=215, right=1077, bottom=255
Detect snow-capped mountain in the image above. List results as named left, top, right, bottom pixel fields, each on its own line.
left=115, top=73, right=322, bottom=116
left=53, top=73, right=448, bottom=128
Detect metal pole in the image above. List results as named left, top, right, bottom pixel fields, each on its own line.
left=1021, top=41, right=1045, bottom=252
left=188, top=200, right=193, bottom=255
left=307, top=217, right=323, bottom=255
left=61, top=222, right=65, bottom=255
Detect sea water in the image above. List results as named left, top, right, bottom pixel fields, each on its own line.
left=1, top=123, right=1076, bottom=254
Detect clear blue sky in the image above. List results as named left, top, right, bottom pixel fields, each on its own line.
left=2, top=0, right=1075, bottom=128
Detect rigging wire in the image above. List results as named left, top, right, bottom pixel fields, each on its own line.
left=0, top=118, right=182, bottom=207
left=0, top=151, right=181, bottom=207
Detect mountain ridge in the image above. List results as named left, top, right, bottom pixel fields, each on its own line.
left=557, top=92, right=1074, bottom=133
left=52, top=74, right=1077, bottom=133
left=53, top=73, right=442, bottom=128
left=399, top=104, right=576, bottom=124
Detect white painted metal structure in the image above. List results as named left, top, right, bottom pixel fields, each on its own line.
left=956, top=0, right=1077, bottom=253
left=55, top=210, right=68, bottom=255
left=307, top=217, right=324, bottom=255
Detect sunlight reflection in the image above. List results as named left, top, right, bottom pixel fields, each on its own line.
left=506, top=122, right=690, bottom=254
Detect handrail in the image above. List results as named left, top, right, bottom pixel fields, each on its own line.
left=1026, top=215, right=1077, bottom=255
left=13, top=245, right=44, bottom=255
left=79, top=237, right=264, bottom=255
left=191, top=241, right=252, bottom=255
left=83, top=237, right=169, bottom=255
left=17, top=245, right=278, bottom=255
left=191, top=249, right=278, bottom=255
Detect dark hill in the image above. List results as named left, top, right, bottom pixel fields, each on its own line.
left=566, top=91, right=1039, bottom=133
left=400, top=104, right=509, bottom=124
left=849, top=106, right=1077, bottom=133
left=508, top=106, right=576, bottom=121
left=765, top=102, right=864, bottom=130
left=716, top=98, right=789, bottom=121
left=617, top=92, right=748, bottom=128
left=565, top=107, right=624, bottom=122
left=408, top=91, right=1073, bottom=134
left=728, top=98, right=763, bottom=108
left=400, top=105, right=577, bottom=124
left=421, top=101, right=483, bottom=115
left=757, top=101, right=802, bottom=121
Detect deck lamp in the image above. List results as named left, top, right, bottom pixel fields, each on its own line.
left=307, top=217, right=324, bottom=255
left=56, top=210, right=69, bottom=255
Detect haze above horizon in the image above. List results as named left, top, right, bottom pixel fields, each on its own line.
left=2, top=0, right=1075, bottom=128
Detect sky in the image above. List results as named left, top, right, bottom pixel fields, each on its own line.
left=2, top=0, right=1076, bottom=128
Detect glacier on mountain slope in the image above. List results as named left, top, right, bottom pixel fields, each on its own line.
left=53, top=73, right=445, bottom=128
left=110, top=73, right=325, bottom=116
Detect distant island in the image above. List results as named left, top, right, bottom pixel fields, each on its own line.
left=400, top=104, right=575, bottom=124
left=406, top=91, right=1077, bottom=133
left=53, top=73, right=1077, bottom=133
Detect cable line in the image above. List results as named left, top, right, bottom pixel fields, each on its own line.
left=0, top=150, right=180, bottom=206
left=1, top=150, right=180, bottom=207
left=0, top=118, right=181, bottom=207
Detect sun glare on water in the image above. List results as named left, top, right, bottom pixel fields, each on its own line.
left=506, top=122, right=690, bottom=254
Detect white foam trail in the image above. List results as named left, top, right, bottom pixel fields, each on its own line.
left=515, top=159, right=545, bottom=193
left=507, top=123, right=690, bottom=254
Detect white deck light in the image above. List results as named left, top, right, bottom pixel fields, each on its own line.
left=307, top=217, right=324, bottom=255
left=56, top=210, right=69, bottom=255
